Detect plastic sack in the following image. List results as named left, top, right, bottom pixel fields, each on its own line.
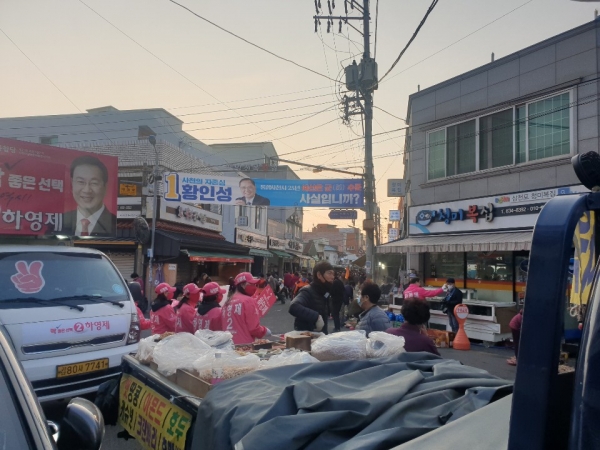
left=193, top=350, right=260, bottom=383
left=194, top=329, right=234, bottom=349
left=153, top=333, right=212, bottom=376
left=259, top=349, right=319, bottom=369
left=310, top=330, right=368, bottom=361
left=135, top=334, right=160, bottom=364
left=366, top=332, right=406, bottom=358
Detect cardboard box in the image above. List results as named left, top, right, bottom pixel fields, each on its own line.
left=176, top=369, right=213, bottom=399
left=149, top=361, right=177, bottom=383
left=286, top=335, right=312, bottom=352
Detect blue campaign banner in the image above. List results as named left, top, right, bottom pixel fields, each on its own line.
left=163, top=173, right=364, bottom=208
left=254, top=179, right=364, bottom=208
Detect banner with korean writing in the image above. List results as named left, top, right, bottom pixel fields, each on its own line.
left=163, top=172, right=364, bottom=208
left=0, top=138, right=118, bottom=236
left=119, top=373, right=192, bottom=450
left=254, top=285, right=277, bottom=317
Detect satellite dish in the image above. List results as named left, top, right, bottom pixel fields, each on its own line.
left=133, top=216, right=151, bottom=244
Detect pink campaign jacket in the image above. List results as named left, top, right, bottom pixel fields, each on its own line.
left=403, top=284, right=444, bottom=300
left=222, top=292, right=267, bottom=345
left=150, top=303, right=177, bottom=335
left=175, top=303, right=199, bottom=334
left=195, top=307, right=223, bottom=332
left=136, top=306, right=151, bottom=331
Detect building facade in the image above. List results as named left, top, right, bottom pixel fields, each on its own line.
left=378, top=19, right=600, bottom=334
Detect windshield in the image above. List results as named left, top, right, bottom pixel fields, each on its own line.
left=0, top=251, right=130, bottom=306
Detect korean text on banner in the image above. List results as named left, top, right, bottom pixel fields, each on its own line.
left=254, top=285, right=277, bottom=317
left=571, top=212, right=596, bottom=306
left=163, top=172, right=364, bottom=208
left=119, top=373, right=192, bottom=450
left=0, top=138, right=118, bottom=237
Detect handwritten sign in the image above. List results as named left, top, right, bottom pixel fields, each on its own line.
left=118, top=373, right=192, bottom=450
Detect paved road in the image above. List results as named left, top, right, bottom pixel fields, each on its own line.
left=43, top=300, right=516, bottom=449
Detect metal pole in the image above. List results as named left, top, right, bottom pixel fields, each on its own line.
left=149, top=135, right=158, bottom=290
left=362, top=0, right=375, bottom=280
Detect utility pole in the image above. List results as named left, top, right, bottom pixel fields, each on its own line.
left=314, top=0, right=378, bottom=279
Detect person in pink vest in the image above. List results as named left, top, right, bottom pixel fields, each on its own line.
left=175, top=283, right=201, bottom=334
left=135, top=303, right=151, bottom=330
left=150, top=282, right=177, bottom=335
left=196, top=282, right=226, bottom=332
left=222, top=272, right=271, bottom=345
left=403, top=277, right=444, bottom=301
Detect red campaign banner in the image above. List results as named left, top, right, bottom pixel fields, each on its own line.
left=252, top=285, right=277, bottom=317
left=0, top=138, right=118, bottom=236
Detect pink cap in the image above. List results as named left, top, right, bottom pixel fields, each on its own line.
left=234, top=272, right=259, bottom=286
left=201, top=281, right=227, bottom=296
left=155, top=282, right=176, bottom=295
left=183, top=283, right=201, bottom=296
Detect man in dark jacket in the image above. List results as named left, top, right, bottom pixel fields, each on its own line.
left=289, top=261, right=335, bottom=334
left=442, top=277, right=463, bottom=333
left=330, top=272, right=345, bottom=332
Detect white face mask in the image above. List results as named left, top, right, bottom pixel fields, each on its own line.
left=357, top=296, right=362, bottom=306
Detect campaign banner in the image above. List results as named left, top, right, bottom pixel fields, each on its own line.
left=163, top=172, right=364, bottom=208
left=254, top=285, right=277, bottom=317
left=0, top=138, right=118, bottom=236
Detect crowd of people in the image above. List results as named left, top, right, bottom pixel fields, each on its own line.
left=128, top=265, right=470, bottom=357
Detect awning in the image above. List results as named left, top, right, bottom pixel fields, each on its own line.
left=377, top=231, right=533, bottom=254
left=353, top=255, right=366, bottom=267
left=185, top=250, right=253, bottom=263
left=270, top=250, right=293, bottom=259
left=155, top=229, right=250, bottom=258
left=249, top=248, right=274, bottom=258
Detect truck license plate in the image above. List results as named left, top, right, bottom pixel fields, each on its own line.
left=56, top=358, right=109, bottom=378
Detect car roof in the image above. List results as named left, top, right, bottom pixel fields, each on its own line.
left=0, top=245, right=106, bottom=255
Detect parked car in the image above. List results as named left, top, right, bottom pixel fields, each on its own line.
left=0, top=324, right=104, bottom=449
left=0, top=246, right=140, bottom=401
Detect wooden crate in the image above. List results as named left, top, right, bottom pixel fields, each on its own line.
left=176, top=369, right=213, bottom=399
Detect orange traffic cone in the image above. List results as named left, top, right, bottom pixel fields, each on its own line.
left=452, top=304, right=470, bottom=351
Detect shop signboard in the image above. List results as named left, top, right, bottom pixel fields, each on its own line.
left=158, top=200, right=222, bottom=233
left=163, top=172, right=364, bottom=208
left=408, top=185, right=589, bottom=235
left=117, top=197, right=142, bottom=219
left=387, top=179, right=405, bottom=197
left=236, top=228, right=268, bottom=249
left=388, top=228, right=399, bottom=241
left=268, top=236, right=289, bottom=251
left=389, top=210, right=401, bottom=221
left=287, top=239, right=304, bottom=253
left=0, top=137, right=118, bottom=236
left=328, top=209, right=358, bottom=220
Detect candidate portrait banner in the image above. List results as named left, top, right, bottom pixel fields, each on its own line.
left=163, top=172, right=364, bottom=208
left=0, top=138, right=118, bottom=236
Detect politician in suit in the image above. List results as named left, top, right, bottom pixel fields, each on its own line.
left=62, top=155, right=116, bottom=237
left=235, top=178, right=270, bottom=206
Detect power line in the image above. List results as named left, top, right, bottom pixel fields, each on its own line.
left=373, top=0, right=380, bottom=60
left=378, top=0, right=439, bottom=84
left=383, top=0, right=536, bottom=84
left=374, top=106, right=407, bottom=123
left=167, top=0, right=341, bottom=84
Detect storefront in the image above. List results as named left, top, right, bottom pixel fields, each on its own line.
left=235, top=229, right=271, bottom=276
left=268, top=236, right=293, bottom=276
left=286, top=239, right=304, bottom=273
left=378, top=185, right=588, bottom=341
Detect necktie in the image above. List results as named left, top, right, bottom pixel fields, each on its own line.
left=80, top=218, right=91, bottom=236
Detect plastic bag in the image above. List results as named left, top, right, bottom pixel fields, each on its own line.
left=284, top=330, right=324, bottom=340
left=194, top=329, right=234, bottom=349
left=153, top=333, right=212, bottom=376
left=366, top=332, right=406, bottom=358
left=193, top=351, right=260, bottom=383
left=135, top=334, right=160, bottom=363
left=311, top=330, right=368, bottom=361
left=259, top=349, right=319, bottom=369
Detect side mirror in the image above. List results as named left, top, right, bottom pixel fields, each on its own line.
left=57, top=398, right=105, bottom=450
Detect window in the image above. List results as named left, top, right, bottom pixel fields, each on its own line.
left=427, top=91, right=572, bottom=180
left=40, top=135, right=58, bottom=145
left=424, top=252, right=464, bottom=287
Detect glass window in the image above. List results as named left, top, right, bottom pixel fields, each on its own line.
left=424, top=252, right=464, bottom=287
left=447, top=120, right=476, bottom=176
left=480, top=109, right=513, bottom=169
left=466, top=251, right=513, bottom=281
left=39, top=135, right=58, bottom=145
left=515, top=105, right=527, bottom=164
left=528, top=92, right=570, bottom=161
left=428, top=129, right=446, bottom=180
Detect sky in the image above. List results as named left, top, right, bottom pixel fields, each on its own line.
left=0, top=0, right=598, bottom=236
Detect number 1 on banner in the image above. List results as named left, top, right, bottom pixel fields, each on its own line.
left=164, top=173, right=180, bottom=201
